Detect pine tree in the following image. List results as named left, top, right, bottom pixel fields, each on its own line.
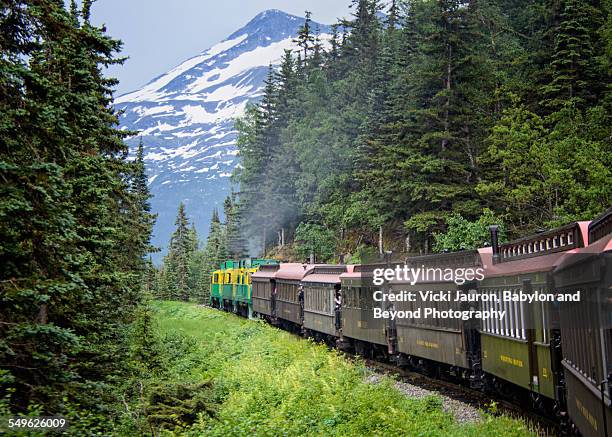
left=127, top=140, right=158, bottom=271
left=0, top=0, right=153, bottom=415
left=294, top=11, right=315, bottom=69
left=164, top=203, right=195, bottom=301
left=224, top=195, right=249, bottom=259
left=198, top=209, right=228, bottom=304
left=542, top=0, right=605, bottom=109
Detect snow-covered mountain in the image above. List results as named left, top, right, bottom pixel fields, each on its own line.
left=115, top=10, right=330, bottom=259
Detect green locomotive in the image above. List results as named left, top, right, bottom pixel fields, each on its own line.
left=210, top=258, right=278, bottom=317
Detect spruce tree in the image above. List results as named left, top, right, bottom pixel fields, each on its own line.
left=294, top=11, right=315, bottom=69
left=164, top=203, right=195, bottom=301
left=199, top=209, right=228, bottom=304
left=0, top=0, right=153, bottom=415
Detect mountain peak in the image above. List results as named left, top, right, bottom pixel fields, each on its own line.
left=114, top=11, right=331, bottom=260
left=227, top=9, right=317, bottom=41
left=252, top=9, right=298, bottom=20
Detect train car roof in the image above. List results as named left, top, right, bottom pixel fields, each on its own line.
left=339, top=262, right=389, bottom=279
left=554, top=233, right=612, bottom=272
left=273, top=263, right=308, bottom=281
left=588, top=207, right=612, bottom=244
left=478, top=221, right=589, bottom=276
left=302, top=265, right=354, bottom=284
left=387, top=250, right=483, bottom=284
left=251, top=263, right=281, bottom=280
left=478, top=246, right=572, bottom=276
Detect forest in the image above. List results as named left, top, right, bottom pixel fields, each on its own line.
left=232, top=0, right=612, bottom=261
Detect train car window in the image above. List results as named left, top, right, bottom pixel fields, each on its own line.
left=492, top=289, right=498, bottom=334
left=489, top=295, right=495, bottom=334
left=513, top=299, right=520, bottom=339
left=604, top=328, right=612, bottom=380
left=482, top=296, right=489, bottom=333
left=504, top=292, right=510, bottom=337
left=519, top=299, right=526, bottom=339
left=489, top=296, right=494, bottom=334
left=541, top=301, right=548, bottom=344
left=498, top=289, right=504, bottom=336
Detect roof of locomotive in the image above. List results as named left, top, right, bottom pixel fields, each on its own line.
left=302, top=265, right=354, bottom=284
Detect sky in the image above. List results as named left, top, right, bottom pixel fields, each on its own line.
left=89, top=1, right=353, bottom=96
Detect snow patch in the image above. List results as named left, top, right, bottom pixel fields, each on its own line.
left=115, top=34, right=248, bottom=104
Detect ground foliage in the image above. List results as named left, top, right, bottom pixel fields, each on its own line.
left=235, top=0, right=611, bottom=257
left=114, top=301, right=535, bottom=436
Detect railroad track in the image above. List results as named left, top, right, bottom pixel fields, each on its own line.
left=357, top=356, right=563, bottom=436
left=279, top=324, right=563, bottom=435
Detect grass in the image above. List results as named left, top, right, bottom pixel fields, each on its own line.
left=148, top=301, right=534, bottom=436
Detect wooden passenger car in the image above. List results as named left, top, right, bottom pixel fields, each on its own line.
left=479, top=222, right=589, bottom=404
left=340, top=264, right=388, bottom=355
left=302, top=265, right=351, bottom=340
left=275, top=263, right=307, bottom=328
left=251, top=264, right=280, bottom=317
left=391, top=251, right=483, bottom=372
left=555, top=209, right=612, bottom=437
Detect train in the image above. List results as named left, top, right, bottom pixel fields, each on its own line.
left=209, top=208, right=612, bottom=436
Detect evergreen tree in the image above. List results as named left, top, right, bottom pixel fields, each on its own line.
left=163, top=203, right=196, bottom=301
left=0, top=0, right=153, bottom=415
left=294, top=11, right=315, bottom=69
left=198, top=209, right=228, bottom=304
left=127, top=140, right=158, bottom=271
left=542, top=0, right=606, bottom=109
left=224, top=195, right=249, bottom=259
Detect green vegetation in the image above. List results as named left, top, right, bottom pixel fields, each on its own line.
left=235, top=0, right=611, bottom=258
left=154, top=199, right=236, bottom=303
left=116, top=301, right=534, bottom=436
left=432, top=209, right=507, bottom=253
left=0, top=0, right=155, bottom=421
